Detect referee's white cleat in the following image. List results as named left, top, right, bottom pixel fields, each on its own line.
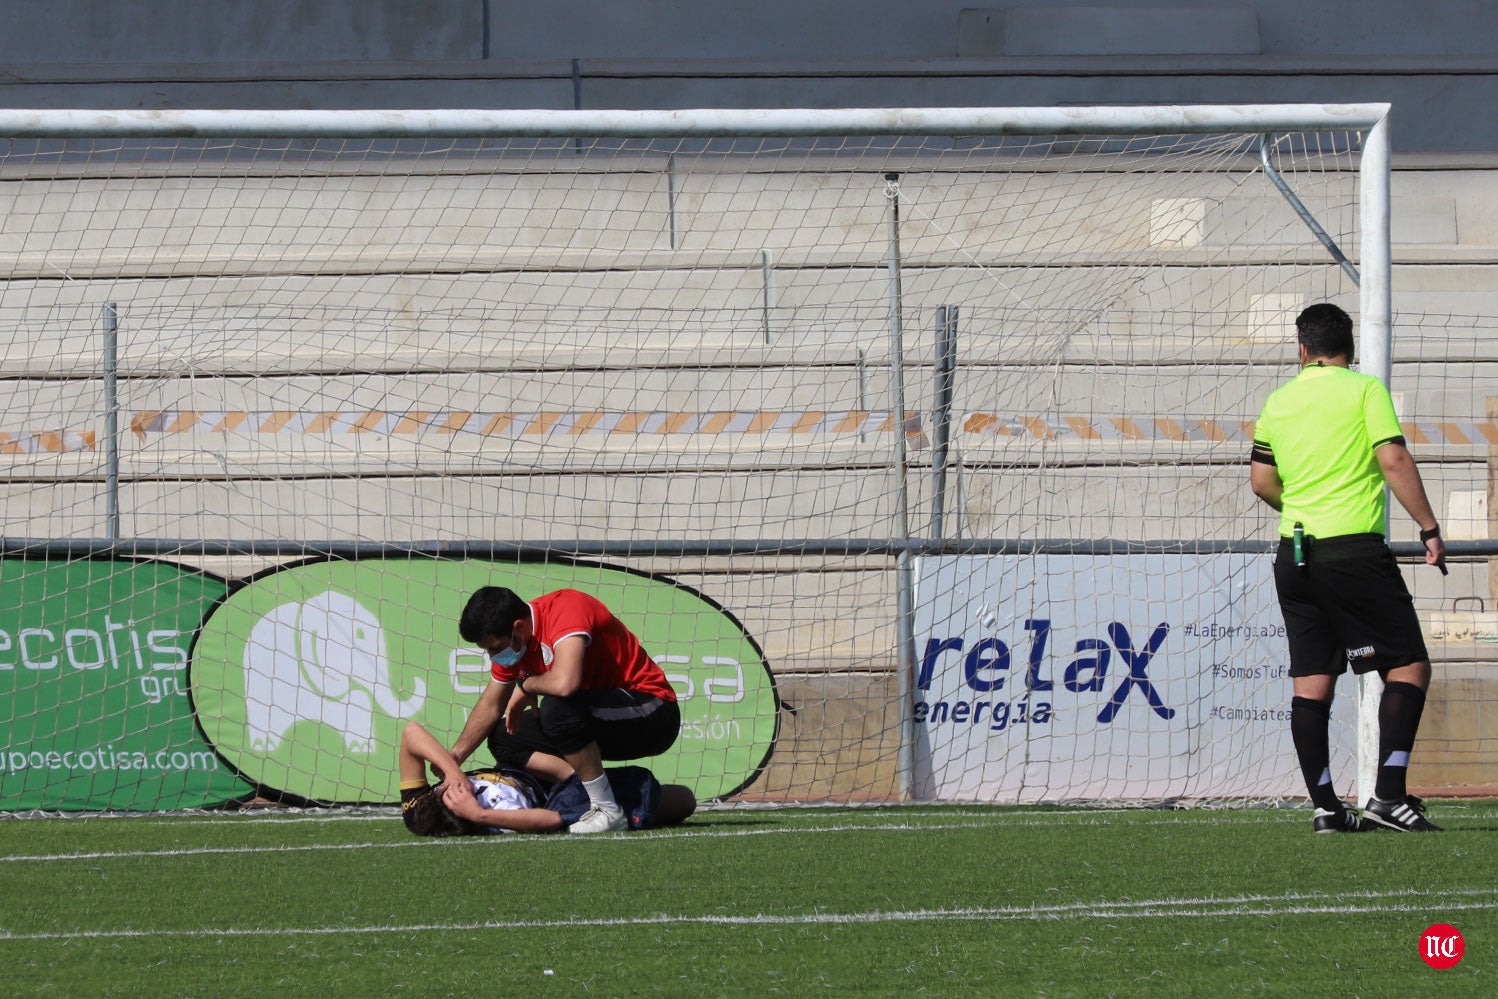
left=568, top=804, right=629, bottom=834
left=1362, top=795, right=1442, bottom=832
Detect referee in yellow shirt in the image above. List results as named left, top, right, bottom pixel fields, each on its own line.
left=1250, top=303, right=1447, bottom=833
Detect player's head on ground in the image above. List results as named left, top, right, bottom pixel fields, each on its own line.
left=459, top=585, right=530, bottom=646
left=1296, top=303, right=1355, bottom=362
left=402, top=784, right=482, bottom=837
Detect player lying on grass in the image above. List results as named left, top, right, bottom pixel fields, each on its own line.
left=398, top=720, right=696, bottom=836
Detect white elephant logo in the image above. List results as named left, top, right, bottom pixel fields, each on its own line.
left=242, top=590, right=425, bottom=754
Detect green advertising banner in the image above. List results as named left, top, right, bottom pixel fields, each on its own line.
left=191, top=559, right=778, bottom=804
left=0, top=559, right=254, bottom=811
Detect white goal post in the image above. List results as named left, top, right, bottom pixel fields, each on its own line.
left=0, top=104, right=1393, bottom=811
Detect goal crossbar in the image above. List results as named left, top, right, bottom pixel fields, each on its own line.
left=0, top=104, right=1391, bottom=139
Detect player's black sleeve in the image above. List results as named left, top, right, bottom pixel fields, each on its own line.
left=1249, top=439, right=1276, bottom=465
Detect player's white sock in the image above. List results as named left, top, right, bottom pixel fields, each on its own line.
left=582, top=774, right=620, bottom=813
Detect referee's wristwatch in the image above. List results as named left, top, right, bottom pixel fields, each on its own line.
left=1419, top=525, right=1441, bottom=543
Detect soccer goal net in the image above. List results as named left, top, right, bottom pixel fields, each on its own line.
left=0, top=106, right=1392, bottom=811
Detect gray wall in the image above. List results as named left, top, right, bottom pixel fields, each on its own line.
left=1, top=2, right=1496, bottom=153
left=5, top=1, right=1495, bottom=62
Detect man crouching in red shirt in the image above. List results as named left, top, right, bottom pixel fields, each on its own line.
left=448, top=586, right=681, bottom=834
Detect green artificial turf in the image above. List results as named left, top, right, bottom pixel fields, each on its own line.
left=1, top=802, right=1492, bottom=997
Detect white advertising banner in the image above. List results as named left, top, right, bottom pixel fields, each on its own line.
left=912, top=554, right=1357, bottom=802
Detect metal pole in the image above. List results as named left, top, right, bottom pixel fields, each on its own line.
left=1257, top=134, right=1360, bottom=286
left=8, top=536, right=1468, bottom=560
left=0, top=105, right=1393, bottom=141
left=102, top=302, right=120, bottom=541
left=761, top=248, right=774, bottom=343
left=1356, top=112, right=1394, bottom=806
left=930, top=306, right=958, bottom=540
left=1360, top=117, right=1393, bottom=389
left=666, top=154, right=678, bottom=250
left=885, top=173, right=916, bottom=801
left=856, top=349, right=869, bottom=442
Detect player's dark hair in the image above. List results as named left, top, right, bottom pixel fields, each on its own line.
left=1296, top=303, right=1355, bottom=361
left=656, top=784, right=698, bottom=827
left=402, top=788, right=480, bottom=838
left=459, top=586, right=529, bottom=644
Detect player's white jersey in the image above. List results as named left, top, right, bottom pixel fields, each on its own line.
left=468, top=773, right=541, bottom=834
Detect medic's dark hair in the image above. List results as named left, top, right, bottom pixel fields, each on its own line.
left=458, top=586, right=529, bottom=644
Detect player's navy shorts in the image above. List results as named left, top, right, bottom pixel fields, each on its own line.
left=1273, top=532, right=1428, bottom=677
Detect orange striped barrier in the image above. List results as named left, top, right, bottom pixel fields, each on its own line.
left=13, top=412, right=1498, bottom=454
left=0, top=430, right=96, bottom=454
left=126, top=410, right=919, bottom=439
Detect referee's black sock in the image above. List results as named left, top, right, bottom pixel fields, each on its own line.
left=1290, top=696, right=1342, bottom=812
left=1374, top=681, right=1427, bottom=801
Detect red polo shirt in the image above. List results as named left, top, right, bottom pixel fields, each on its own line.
left=489, top=589, right=676, bottom=702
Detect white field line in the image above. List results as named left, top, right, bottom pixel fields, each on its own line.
left=0, top=811, right=1332, bottom=864
left=18, top=800, right=1493, bottom=829
left=2, top=887, right=1496, bottom=943
left=8, top=802, right=1364, bottom=827
left=10, top=806, right=1146, bottom=826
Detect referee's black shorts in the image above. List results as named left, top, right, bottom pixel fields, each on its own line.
left=1273, top=532, right=1428, bottom=677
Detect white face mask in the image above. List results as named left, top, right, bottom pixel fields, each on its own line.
left=490, top=643, right=526, bottom=668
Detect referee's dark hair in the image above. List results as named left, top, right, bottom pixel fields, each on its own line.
left=459, top=585, right=529, bottom=643
left=1296, top=303, right=1355, bottom=361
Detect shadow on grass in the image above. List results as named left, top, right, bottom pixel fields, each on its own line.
left=672, top=816, right=780, bottom=830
